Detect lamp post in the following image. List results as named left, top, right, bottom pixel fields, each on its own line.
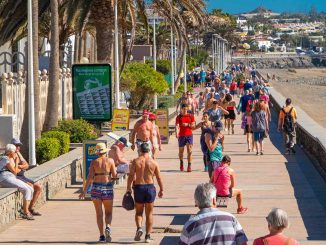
left=183, top=48, right=187, bottom=93
left=243, top=43, right=251, bottom=76
left=114, top=0, right=120, bottom=108
left=27, top=0, right=36, bottom=166
left=153, top=16, right=158, bottom=109
left=170, top=0, right=175, bottom=95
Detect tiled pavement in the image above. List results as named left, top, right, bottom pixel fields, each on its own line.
left=0, top=99, right=326, bottom=244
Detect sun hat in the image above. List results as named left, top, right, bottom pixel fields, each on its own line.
left=96, top=143, right=108, bottom=154
left=142, top=110, right=149, bottom=116
left=11, top=138, right=23, bottom=146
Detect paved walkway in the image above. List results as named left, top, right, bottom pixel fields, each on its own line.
left=1, top=106, right=326, bottom=244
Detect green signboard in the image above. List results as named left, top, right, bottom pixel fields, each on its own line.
left=72, top=64, right=112, bottom=121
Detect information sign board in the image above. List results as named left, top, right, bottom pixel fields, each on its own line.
left=72, top=64, right=112, bottom=121
left=156, top=109, right=169, bottom=144
left=112, top=109, right=130, bottom=131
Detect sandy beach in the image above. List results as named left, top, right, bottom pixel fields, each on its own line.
left=259, top=68, right=326, bottom=129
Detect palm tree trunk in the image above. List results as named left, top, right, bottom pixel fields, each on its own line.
left=43, top=0, right=60, bottom=131
left=74, top=33, right=80, bottom=63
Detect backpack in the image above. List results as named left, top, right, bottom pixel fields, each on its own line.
left=282, top=107, right=294, bottom=133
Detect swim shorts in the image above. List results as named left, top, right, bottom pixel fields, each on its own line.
left=178, top=135, right=193, bottom=147
left=253, top=132, right=265, bottom=141
left=133, top=184, right=156, bottom=203
left=91, top=182, right=114, bottom=201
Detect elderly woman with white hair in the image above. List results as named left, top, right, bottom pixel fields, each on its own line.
left=253, top=208, right=298, bottom=245
left=0, top=144, right=34, bottom=220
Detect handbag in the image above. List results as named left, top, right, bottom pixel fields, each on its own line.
left=122, top=192, right=135, bottom=211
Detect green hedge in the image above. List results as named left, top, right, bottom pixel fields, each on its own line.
left=36, top=137, right=61, bottom=164
left=42, top=131, right=70, bottom=154
left=55, top=119, right=98, bottom=143
left=158, top=95, right=176, bottom=109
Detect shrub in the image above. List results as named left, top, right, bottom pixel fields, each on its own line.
left=42, top=131, right=70, bottom=154
left=55, top=119, right=98, bottom=143
left=158, top=96, right=176, bottom=109
left=145, top=60, right=171, bottom=75
left=36, top=137, right=61, bottom=164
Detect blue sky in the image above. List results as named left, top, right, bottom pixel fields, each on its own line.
left=207, top=0, right=326, bottom=14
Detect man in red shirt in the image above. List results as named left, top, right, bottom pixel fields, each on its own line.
left=175, top=104, right=195, bottom=172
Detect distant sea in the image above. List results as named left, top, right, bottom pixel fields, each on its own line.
left=207, top=0, right=326, bottom=14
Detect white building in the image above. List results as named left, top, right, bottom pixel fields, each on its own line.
left=256, top=39, right=272, bottom=50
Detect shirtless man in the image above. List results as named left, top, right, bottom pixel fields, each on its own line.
left=108, top=137, right=130, bottom=173
left=184, top=91, right=194, bottom=113
left=131, top=110, right=154, bottom=156
left=126, top=143, right=164, bottom=243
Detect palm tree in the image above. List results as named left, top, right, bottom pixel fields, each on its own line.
left=43, top=0, right=60, bottom=131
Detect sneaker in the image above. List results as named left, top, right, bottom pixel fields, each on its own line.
left=29, top=209, right=41, bottom=216
left=232, top=128, right=235, bottom=134
left=260, top=151, right=264, bottom=155
left=204, top=166, right=208, bottom=172
left=145, top=234, right=153, bottom=243
left=99, top=235, right=106, bottom=243
left=256, top=152, right=259, bottom=156
left=180, top=164, right=184, bottom=171
left=187, top=166, right=192, bottom=172
left=247, top=148, right=251, bottom=152
left=134, top=227, right=143, bottom=241
left=237, top=207, right=248, bottom=214
left=105, top=227, right=112, bottom=242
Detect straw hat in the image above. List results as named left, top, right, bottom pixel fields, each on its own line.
left=96, top=143, right=108, bottom=154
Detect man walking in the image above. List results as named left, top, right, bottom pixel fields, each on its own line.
left=278, top=98, right=297, bottom=154
left=179, top=183, right=248, bottom=245
left=131, top=110, right=154, bottom=156
left=126, top=143, right=164, bottom=243
left=175, top=104, right=195, bottom=172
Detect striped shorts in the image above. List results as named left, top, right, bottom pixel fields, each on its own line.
left=91, top=182, right=114, bottom=201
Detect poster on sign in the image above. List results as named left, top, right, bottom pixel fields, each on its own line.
left=112, top=109, right=130, bottom=131
left=83, top=140, right=107, bottom=198
left=156, top=109, right=169, bottom=144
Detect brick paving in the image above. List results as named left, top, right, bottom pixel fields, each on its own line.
left=0, top=104, right=326, bottom=244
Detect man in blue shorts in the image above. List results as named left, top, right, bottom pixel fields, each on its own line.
left=176, top=104, right=196, bottom=172
left=126, top=143, right=164, bottom=243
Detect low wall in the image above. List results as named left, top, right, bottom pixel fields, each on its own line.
left=268, top=84, right=326, bottom=179
left=0, top=131, right=128, bottom=230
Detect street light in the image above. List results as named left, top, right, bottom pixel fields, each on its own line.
left=152, top=14, right=158, bottom=109
left=114, top=0, right=120, bottom=109
left=27, top=0, right=36, bottom=166
left=170, top=0, right=175, bottom=95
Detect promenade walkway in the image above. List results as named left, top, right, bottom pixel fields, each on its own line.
left=0, top=103, right=326, bottom=244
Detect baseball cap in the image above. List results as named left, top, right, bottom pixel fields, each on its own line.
left=214, top=121, right=223, bottom=131
left=149, top=113, right=156, bottom=120
left=11, top=138, right=23, bottom=146
left=118, top=137, right=129, bottom=147
left=143, top=110, right=149, bottom=116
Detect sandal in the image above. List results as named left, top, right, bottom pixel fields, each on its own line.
left=237, top=207, right=248, bottom=214
left=29, top=209, right=42, bottom=216
left=21, top=213, right=35, bottom=220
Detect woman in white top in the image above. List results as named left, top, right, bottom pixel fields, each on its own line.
left=149, top=113, right=162, bottom=159
left=0, top=144, right=34, bottom=220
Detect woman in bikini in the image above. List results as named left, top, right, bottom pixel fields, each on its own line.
left=211, top=155, right=248, bottom=214
left=223, top=94, right=237, bottom=134
left=79, top=143, right=117, bottom=243
left=149, top=113, right=162, bottom=159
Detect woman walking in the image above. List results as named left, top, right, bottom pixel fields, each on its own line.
left=149, top=113, right=162, bottom=159
left=79, top=143, right=117, bottom=243
left=242, top=105, right=255, bottom=152
left=194, top=112, right=212, bottom=172
left=205, top=121, right=224, bottom=178
left=211, top=155, right=248, bottom=214
left=251, top=102, right=268, bottom=155
left=223, top=94, right=237, bottom=134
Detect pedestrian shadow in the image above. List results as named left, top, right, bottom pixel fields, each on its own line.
left=155, top=214, right=191, bottom=225
left=0, top=241, right=98, bottom=244
left=159, top=236, right=180, bottom=244
left=268, top=109, right=326, bottom=240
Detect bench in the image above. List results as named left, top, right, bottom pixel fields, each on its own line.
left=216, top=196, right=229, bottom=208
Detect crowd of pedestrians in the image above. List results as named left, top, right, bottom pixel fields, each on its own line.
left=0, top=63, right=300, bottom=244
